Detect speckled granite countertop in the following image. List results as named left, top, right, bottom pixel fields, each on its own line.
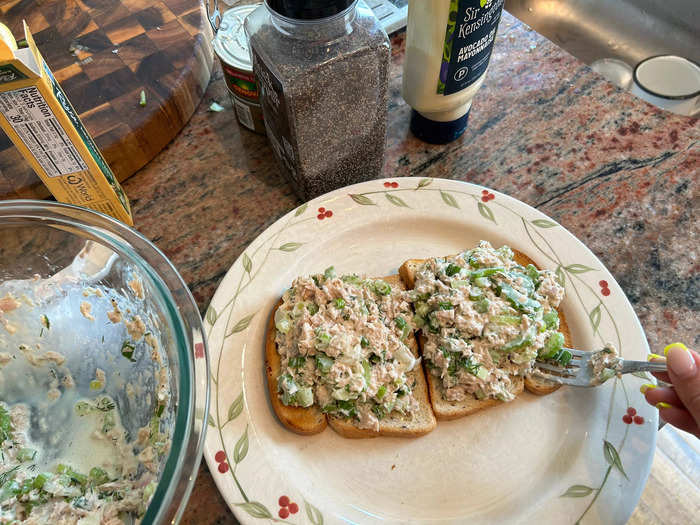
left=119, top=12, right=698, bottom=525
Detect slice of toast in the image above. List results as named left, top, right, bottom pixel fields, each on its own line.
left=266, top=298, right=327, bottom=435
left=398, top=248, right=572, bottom=420
left=266, top=274, right=436, bottom=438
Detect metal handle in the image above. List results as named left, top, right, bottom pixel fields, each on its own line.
left=620, top=360, right=667, bottom=374
left=205, top=0, right=222, bottom=33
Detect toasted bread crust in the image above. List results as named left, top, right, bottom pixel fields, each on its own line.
left=398, top=247, right=572, bottom=418
left=266, top=275, right=436, bottom=438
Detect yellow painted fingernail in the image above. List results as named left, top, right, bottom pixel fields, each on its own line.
left=647, top=353, right=665, bottom=361
left=663, top=342, right=688, bottom=356
left=656, top=402, right=672, bottom=409
left=640, top=383, right=656, bottom=394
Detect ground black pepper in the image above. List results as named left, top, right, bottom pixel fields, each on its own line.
left=245, top=1, right=390, bottom=199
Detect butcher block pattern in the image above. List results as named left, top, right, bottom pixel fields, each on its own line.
left=0, top=0, right=214, bottom=198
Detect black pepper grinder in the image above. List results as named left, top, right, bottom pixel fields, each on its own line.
left=245, top=0, right=390, bottom=200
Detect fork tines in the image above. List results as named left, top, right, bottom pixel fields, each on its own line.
left=534, top=361, right=576, bottom=377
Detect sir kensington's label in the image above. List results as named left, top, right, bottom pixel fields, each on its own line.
left=438, top=0, right=504, bottom=96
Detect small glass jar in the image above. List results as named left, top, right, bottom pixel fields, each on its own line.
left=245, top=0, right=390, bottom=199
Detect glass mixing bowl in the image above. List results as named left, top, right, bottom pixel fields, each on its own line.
left=0, top=200, right=209, bottom=524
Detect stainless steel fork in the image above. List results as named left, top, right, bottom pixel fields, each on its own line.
left=533, top=348, right=667, bottom=387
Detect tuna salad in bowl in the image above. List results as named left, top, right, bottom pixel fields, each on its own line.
left=0, top=201, right=209, bottom=524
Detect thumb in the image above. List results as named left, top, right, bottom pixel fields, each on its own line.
left=664, top=343, right=700, bottom=425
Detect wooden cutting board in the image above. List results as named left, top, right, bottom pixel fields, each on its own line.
left=0, top=0, right=214, bottom=199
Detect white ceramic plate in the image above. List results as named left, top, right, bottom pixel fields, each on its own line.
left=203, top=178, right=656, bottom=525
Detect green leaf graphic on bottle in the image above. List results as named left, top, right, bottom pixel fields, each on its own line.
left=438, top=0, right=460, bottom=94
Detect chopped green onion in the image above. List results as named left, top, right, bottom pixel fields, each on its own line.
left=56, top=465, right=87, bottom=486
left=307, top=302, right=319, bottom=315
left=445, top=264, right=462, bottom=276
left=450, top=279, right=469, bottom=289
left=526, top=264, right=540, bottom=284
left=499, top=283, right=541, bottom=313
left=553, top=348, right=572, bottom=365
left=139, top=90, right=146, bottom=107
left=427, top=314, right=440, bottom=333
left=19, top=479, right=33, bottom=495
left=0, top=479, right=19, bottom=500
left=474, top=277, right=490, bottom=288
left=415, top=302, right=430, bottom=317
left=94, top=397, right=116, bottom=412
left=438, top=302, right=453, bottom=310
left=288, top=356, right=306, bottom=369
left=89, top=467, right=109, bottom=486
left=493, top=314, right=521, bottom=326
left=360, top=335, right=369, bottom=348
left=412, top=314, right=426, bottom=328
left=474, top=298, right=490, bottom=314
left=292, top=302, right=307, bottom=317
left=40, top=314, right=50, bottom=329
left=32, top=472, right=51, bottom=489
left=324, top=266, right=336, bottom=280
left=543, top=310, right=559, bottom=330
left=314, top=330, right=331, bottom=349
left=376, top=385, right=386, bottom=399
left=540, top=331, right=565, bottom=359
left=500, top=328, right=535, bottom=352
left=121, top=341, right=136, bottom=362
left=16, top=448, right=36, bottom=462
left=598, top=368, right=616, bottom=383
left=372, top=280, right=391, bottom=296
left=362, top=360, right=371, bottom=386
left=509, top=272, right=535, bottom=295
left=315, top=353, right=333, bottom=373
left=274, top=309, right=291, bottom=334
left=0, top=405, right=13, bottom=443
left=395, top=316, right=407, bottom=329
left=334, top=298, right=346, bottom=309
left=469, top=267, right=505, bottom=279
left=296, top=387, right=313, bottom=407
left=155, top=403, right=165, bottom=417
left=371, top=404, right=386, bottom=419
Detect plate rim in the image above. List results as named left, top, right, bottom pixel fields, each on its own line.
left=202, top=177, right=657, bottom=525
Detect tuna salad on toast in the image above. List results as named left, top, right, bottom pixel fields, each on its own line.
left=399, top=241, right=572, bottom=420
left=266, top=269, right=436, bottom=438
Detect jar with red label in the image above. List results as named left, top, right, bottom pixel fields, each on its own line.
left=212, top=4, right=266, bottom=134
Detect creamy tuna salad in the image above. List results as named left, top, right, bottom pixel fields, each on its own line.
left=0, top=398, right=165, bottom=525
left=589, top=343, right=621, bottom=385
left=274, top=268, right=419, bottom=432
left=412, top=241, right=567, bottom=402
left=0, top=273, right=171, bottom=525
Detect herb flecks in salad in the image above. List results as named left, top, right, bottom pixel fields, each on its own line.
left=275, top=268, right=419, bottom=432
left=413, top=241, right=567, bottom=402
left=0, top=399, right=160, bottom=524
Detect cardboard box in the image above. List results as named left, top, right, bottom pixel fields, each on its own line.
left=0, top=22, right=133, bottom=225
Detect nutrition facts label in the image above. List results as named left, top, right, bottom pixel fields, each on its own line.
left=0, top=86, right=87, bottom=177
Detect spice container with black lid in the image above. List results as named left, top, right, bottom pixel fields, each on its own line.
left=245, top=0, right=390, bottom=199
